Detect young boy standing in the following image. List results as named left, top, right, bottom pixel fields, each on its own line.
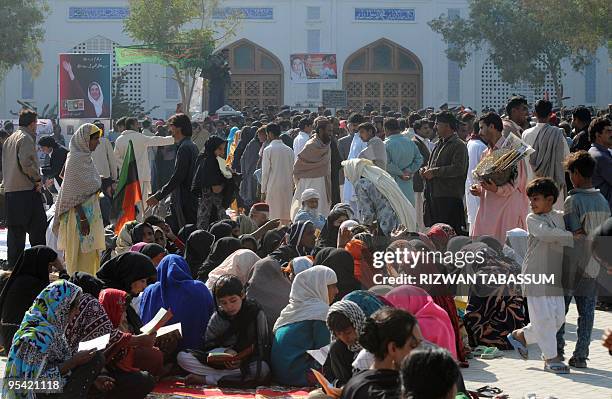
left=508, top=178, right=573, bottom=374
left=556, top=151, right=611, bottom=368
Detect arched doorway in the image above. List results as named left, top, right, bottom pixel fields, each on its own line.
left=222, top=39, right=283, bottom=110
left=343, top=39, right=422, bottom=112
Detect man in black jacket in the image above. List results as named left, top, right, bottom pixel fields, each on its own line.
left=147, top=114, right=198, bottom=230
left=39, top=136, right=69, bottom=187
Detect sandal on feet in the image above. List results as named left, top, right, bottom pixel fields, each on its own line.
left=476, top=385, right=502, bottom=397
left=507, top=333, right=528, bottom=360
left=471, top=345, right=488, bottom=356
left=480, top=347, right=503, bottom=359
left=544, top=361, right=570, bottom=374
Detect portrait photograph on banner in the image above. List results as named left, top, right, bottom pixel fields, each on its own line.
left=290, top=53, right=337, bottom=83
left=59, top=53, right=112, bottom=119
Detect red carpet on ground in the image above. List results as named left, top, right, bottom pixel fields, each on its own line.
left=150, top=379, right=312, bottom=398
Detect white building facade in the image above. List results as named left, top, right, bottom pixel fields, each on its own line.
left=0, top=0, right=609, bottom=120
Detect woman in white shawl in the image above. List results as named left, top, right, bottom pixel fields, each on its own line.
left=54, top=123, right=105, bottom=275
left=205, top=249, right=261, bottom=289
left=342, top=158, right=416, bottom=235
left=270, top=265, right=338, bottom=386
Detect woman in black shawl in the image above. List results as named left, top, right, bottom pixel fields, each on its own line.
left=184, top=230, right=215, bottom=278
left=197, top=237, right=242, bottom=282
left=240, top=127, right=265, bottom=209
left=131, top=222, right=155, bottom=244
left=314, top=248, right=362, bottom=302
left=210, top=221, right=233, bottom=240
left=178, top=224, right=198, bottom=245
left=232, top=126, right=255, bottom=173
left=69, top=271, right=105, bottom=297
left=257, top=229, right=285, bottom=258
left=268, top=221, right=315, bottom=267
left=317, top=203, right=352, bottom=248
left=96, top=252, right=157, bottom=333
left=0, top=246, right=69, bottom=351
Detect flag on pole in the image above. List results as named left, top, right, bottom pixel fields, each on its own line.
left=113, top=141, right=142, bottom=234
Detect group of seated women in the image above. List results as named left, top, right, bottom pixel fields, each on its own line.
left=0, top=203, right=533, bottom=398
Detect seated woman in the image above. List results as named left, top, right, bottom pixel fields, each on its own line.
left=385, top=286, right=457, bottom=359
left=66, top=293, right=156, bottom=399
left=177, top=275, right=271, bottom=387
left=0, top=246, right=68, bottom=352
left=54, top=123, right=106, bottom=275
left=140, top=255, right=215, bottom=352
left=96, top=252, right=157, bottom=333
left=341, top=308, right=423, bottom=399
left=342, top=158, right=417, bottom=236
left=131, top=222, right=155, bottom=245
left=400, top=347, right=460, bottom=399
left=197, top=237, right=242, bottom=282
left=324, top=300, right=366, bottom=386
left=205, top=249, right=261, bottom=290
left=99, top=288, right=164, bottom=377
left=2, top=281, right=109, bottom=398
left=282, top=256, right=314, bottom=282
left=316, top=203, right=352, bottom=248
left=138, top=243, right=168, bottom=266
left=315, top=248, right=362, bottom=301
left=184, top=230, right=215, bottom=278
left=113, top=221, right=139, bottom=257
left=271, top=266, right=338, bottom=386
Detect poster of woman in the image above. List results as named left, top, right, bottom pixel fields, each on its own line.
left=59, top=53, right=111, bottom=119
left=290, top=53, right=337, bottom=83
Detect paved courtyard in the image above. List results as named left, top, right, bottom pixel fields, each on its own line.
left=0, top=304, right=610, bottom=398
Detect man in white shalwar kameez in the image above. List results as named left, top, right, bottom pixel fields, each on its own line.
left=291, top=117, right=332, bottom=219
left=343, top=131, right=367, bottom=214
left=261, top=123, right=294, bottom=224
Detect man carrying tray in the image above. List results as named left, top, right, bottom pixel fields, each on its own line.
left=470, top=112, right=534, bottom=242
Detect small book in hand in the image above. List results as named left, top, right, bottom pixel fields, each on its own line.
left=206, top=345, right=254, bottom=367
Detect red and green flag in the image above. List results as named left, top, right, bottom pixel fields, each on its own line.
left=113, top=141, right=142, bottom=234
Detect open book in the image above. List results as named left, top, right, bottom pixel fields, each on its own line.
left=78, top=334, right=110, bottom=351
left=206, top=345, right=254, bottom=366
left=311, top=368, right=342, bottom=399
left=307, top=344, right=330, bottom=366
left=140, top=307, right=174, bottom=334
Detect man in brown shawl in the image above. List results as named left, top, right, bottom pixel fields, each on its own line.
left=290, top=117, right=332, bottom=219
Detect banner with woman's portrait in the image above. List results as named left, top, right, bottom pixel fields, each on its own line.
left=59, top=53, right=112, bottom=119
left=290, top=53, right=337, bottom=83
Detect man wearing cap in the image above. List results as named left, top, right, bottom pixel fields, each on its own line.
left=293, top=188, right=326, bottom=230
left=261, top=123, right=294, bottom=224
left=1, top=109, right=46, bottom=267
left=237, top=202, right=281, bottom=239
left=420, top=111, right=468, bottom=234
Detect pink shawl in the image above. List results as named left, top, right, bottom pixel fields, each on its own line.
left=385, top=285, right=457, bottom=359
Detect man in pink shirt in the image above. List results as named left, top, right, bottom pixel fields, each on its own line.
left=470, top=112, right=530, bottom=241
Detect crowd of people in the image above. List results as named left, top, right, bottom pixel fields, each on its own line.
left=0, top=97, right=610, bottom=398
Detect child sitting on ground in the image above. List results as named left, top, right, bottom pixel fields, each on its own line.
left=177, top=274, right=271, bottom=387
left=556, top=151, right=610, bottom=368
left=507, top=178, right=574, bottom=374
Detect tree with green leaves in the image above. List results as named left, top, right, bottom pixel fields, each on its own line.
left=0, top=0, right=49, bottom=81
left=428, top=0, right=597, bottom=107
left=112, top=70, right=159, bottom=119
left=123, top=0, right=238, bottom=108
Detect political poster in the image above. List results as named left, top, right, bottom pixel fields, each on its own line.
left=59, top=53, right=111, bottom=119
left=290, top=53, right=337, bottom=83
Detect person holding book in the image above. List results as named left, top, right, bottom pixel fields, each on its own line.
left=270, top=266, right=338, bottom=386
left=176, top=275, right=271, bottom=387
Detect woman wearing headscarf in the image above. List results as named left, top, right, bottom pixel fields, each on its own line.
left=282, top=256, right=314, bottom=281
left=192, top=136, right=231, bottom=230
left=271, top=266, right=338, bottom=386
left=342, top=158, right=416, bottom=235
left=69, top=271, right=104, bottom=298
left=0, top=247, right=68, bottom=351
left=138, top=243, right=167, bottom=266
left=140, top=255, right=215, bottom=352
left=343, top=290, right=389, bottom=317
left=315, top=248, right=362, bottom=301
left=205, top=249, right=260, bottom=290
left=131, top=222, right=155, bottom=245
left=99, top=288, right=164, bottom=377
left=65, top=294, right=156, bottom=399
left=177, top=224, right=198, bottom=245
left=316, top=203, right=352, bottom=248
left=54, top=123, right=105, bottom=275
left=2, top=281, right=106, bottom=399
left=345, top=239, right=376, bottom=289
left=240, top=127, right=265, bottom=209
left=426, top=223, right=458, bottom=251
left=239, top=234, right=258, bottom=253
left=184, top=230, right=214, bottom=278
left=232, top=126, right=254, bottom=173
left=324, top=300, right=366, bottom=385
left=209, top=221, right=233, bottom=240
left=197, top=237, right=242, bottom=282
left=270, top=220, right=317, bottom=267
left=113, top=220, right=139, bottom=257
left=257, top=228, right=284, bottom=258
left=96, top=252, right=157, bottom=333
left=385, top=285, right=457, bottom=359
